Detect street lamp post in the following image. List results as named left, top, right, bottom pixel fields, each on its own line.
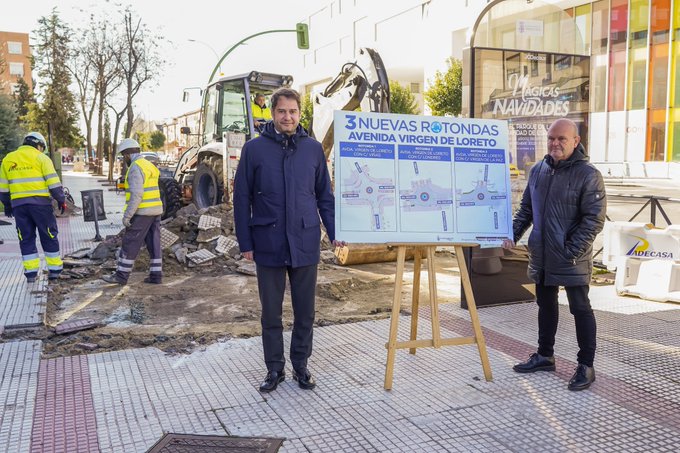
left=188, top=38, right=224, bottom=77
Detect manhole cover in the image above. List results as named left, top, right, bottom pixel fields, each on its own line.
left=147, top=434, right=284, bottom=453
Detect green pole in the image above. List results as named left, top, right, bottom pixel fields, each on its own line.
left=207, top=29, right=296, bottom=85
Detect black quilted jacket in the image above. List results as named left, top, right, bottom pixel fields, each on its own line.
left=513, top=144, right=606, bottom=286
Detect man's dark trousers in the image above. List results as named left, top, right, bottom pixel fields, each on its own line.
left=536, top=282, right=596, bottom=367
left=256, top=264, right=317, bottom=373
left=115, top=215, right=162, bottom=282
left=14, top=204, right=61, bottom=279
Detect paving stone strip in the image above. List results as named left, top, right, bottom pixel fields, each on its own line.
left=30, top=355, right=99, bottom=453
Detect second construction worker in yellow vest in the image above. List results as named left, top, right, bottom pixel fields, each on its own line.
left=102, top=138, right=164, bottom=285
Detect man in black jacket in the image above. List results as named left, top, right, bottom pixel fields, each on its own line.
left=503, top=118, right=606, bottom=391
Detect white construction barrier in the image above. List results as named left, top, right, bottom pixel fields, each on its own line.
left=603, top=221, right=680, bottom=303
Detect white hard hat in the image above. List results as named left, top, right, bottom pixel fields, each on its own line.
left=117, top=138, right=141, bottom=154
left=23, top=131, right=47, bottom=149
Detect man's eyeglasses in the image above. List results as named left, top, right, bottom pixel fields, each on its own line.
left=547, top=136, right=574, bottom=144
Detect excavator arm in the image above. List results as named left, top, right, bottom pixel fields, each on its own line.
left=311, top=48, right=390, bottom=160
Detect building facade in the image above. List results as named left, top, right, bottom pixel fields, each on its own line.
left=162, top=109, right=201, bottom=160
left=0, top=31, right=32, bottom=95
left=295, top=0, right=680, bottom=175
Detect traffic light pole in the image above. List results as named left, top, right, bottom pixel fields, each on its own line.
left=207, top=24, right=309, bottom=85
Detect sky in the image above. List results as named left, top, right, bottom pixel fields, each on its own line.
left=1, top=0, right=320, bottom=124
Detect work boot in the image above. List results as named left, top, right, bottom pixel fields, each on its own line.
left=513, top=353, right=556, bottom=373
left=26, top=276, right=37, bottom=283
left=143, top=276, right=162, bottom=284
left=102, top=274, right=127, bottom=285
left=568, top=364, right=595, bottom=391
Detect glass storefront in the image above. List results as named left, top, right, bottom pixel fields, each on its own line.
left=468, top=0, right=680, bottom=168
left=473, top=48, right=590, bottom=169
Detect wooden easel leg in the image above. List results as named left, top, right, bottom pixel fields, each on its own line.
left=384, top=246, right=407, bottom=390
left=455, top=245, right=493, bottom=381
left=409, top=249, right=422, bottom=355
left=427, top=246, right=442, bottom=348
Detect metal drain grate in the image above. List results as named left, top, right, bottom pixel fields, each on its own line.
left=146, top=433, right=284, bottom=452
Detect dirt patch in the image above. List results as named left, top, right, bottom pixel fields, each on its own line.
left=42, top=255, right=407, bottom=358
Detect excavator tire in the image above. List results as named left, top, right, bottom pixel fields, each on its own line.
left=192, top=156, right=224, bottom=209
left=159, top=177, right=182, bottom=220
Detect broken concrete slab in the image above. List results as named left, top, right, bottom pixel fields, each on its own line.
left=66, top=248, right=91, bottom=259
left=198, top=214, right=221, bottom=230
left=75, top=343, right=99, bottom=351
left=62, top=258, right=100, bottom=268
left=186, top=249, right=217, bottom=265
left=174, top=247, right=188, bottom=264
left=176, top=203, right=198, bottom=217
left=160, top=228, right=180, bottom=249
left=215, top=236, right=239, bottom=256
left=55, top=318, right=100, bottom=335
left=196, top=227, right=221, bottom=243
left=235, top=261, right=257, bottom=276
left=90, top=242, right=117, bottom=261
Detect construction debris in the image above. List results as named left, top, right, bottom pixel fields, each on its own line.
left=187, top=249, right=217, bottom=265
left=160, top=228, right=180, bottom=249
left=55, top=202, right=334, bottom=284
left=55, top=318, right=100, bottom=335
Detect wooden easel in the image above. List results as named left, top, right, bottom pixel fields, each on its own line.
left=383, top=243, right=493, bottom=390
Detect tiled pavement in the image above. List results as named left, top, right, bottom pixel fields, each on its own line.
left=1, top=170, right=680, bottom=452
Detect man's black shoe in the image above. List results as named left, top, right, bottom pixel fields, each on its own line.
left=513, top=353, right=556, bottom=373
left=259, top=370, right=285, bottom=393
left=293, top=368, right=316, bottom=390
left=568, top=364, right=595, bottom=391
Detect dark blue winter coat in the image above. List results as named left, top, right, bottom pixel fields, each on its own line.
left=513, top=144, right=606, bottom=287
left=233, top=122, right=335, bottom=268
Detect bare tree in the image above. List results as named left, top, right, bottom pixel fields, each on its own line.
left=67, top=28, right=98, bottom=168
left=116, top=7, right=162, bottom=138
left=106, top=94, right=127, bottom=182
left=85, top=18, right=122, bottom=175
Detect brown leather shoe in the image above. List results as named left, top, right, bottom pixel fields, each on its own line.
left=259, top=370, right=285, bottom=393
left=293, top=368, right=316, bottom=390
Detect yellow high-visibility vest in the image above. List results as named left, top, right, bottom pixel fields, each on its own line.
left=0, top=145, right=62, bottom=201
left=252, top=103, right=272, bottom=120
left=124, top=158, right=162, bottom=210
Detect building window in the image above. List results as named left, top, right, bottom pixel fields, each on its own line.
left=9, top=62, right=24, bottom=76
left=8, top=41, right=22, bottom=54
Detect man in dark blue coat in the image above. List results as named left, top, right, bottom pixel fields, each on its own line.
left=234, top=87, right=345, bottom=392
left=503, top=118, right=606, bottom=391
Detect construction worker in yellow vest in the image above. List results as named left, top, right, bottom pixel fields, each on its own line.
left=102, top=138, right=164, bottom=285
left=252, top=93, right=272, bottom=131
left=0, top=132, right=67, bottom=283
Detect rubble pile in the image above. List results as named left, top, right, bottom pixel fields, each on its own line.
left=60, top=202, right=336, bottom=281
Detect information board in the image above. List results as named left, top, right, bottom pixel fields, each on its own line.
left=334, top=111, right=511, bottom=246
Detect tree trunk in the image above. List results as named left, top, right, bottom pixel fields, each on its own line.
left=95, top=79, right=106, bottom=176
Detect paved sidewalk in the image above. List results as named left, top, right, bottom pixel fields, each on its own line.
left=1, top=171, right=680, bottom=452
